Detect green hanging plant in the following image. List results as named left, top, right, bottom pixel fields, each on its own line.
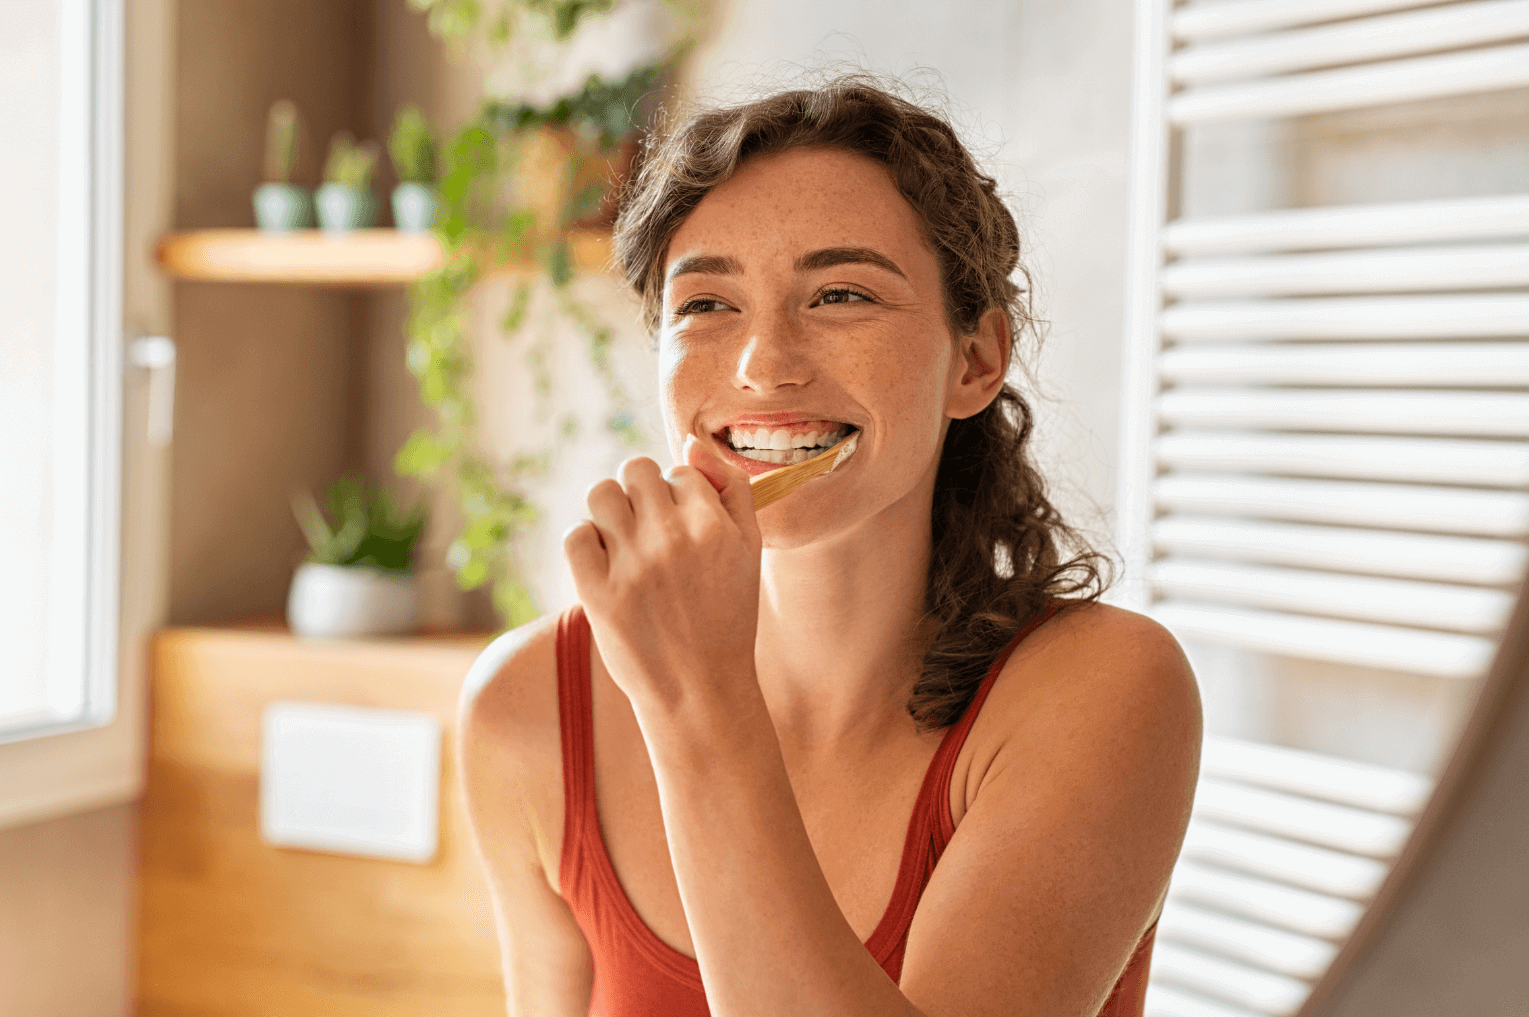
left=394, top=51, right=670, bottom=629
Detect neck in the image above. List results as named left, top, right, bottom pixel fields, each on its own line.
left=754, top=482, right=939, bottom=753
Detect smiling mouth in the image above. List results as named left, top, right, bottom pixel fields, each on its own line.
left=722, top=423, right=857, bottom=466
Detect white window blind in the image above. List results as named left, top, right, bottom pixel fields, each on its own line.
left=1120, top=0, right=1529, bottom=685
left=1123, top=2, right=1529, bottom=1014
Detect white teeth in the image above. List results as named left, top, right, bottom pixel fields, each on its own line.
left=726, top=424, right=855, bottom=454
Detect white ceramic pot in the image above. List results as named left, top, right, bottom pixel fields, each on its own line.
left=391, top=182, right=439, bottom=232
left=286, top=562, right=419, bottom=639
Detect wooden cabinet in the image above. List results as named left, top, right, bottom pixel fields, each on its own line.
left=135, top=624, right=503, bottom=1017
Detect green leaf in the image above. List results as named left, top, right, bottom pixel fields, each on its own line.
left=500, top=280, right=532, bottom=336
left=456, top=555, right=489, bottom=590
left=500, top=208, right=537, bottom=261
left=543, top=238, right=573, bottom=288
left=395, top=428, right=453, bottom=478
left=493, top=574, right=540, bottom=628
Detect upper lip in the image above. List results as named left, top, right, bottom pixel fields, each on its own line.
left=712, top=412, right=859, bottom=435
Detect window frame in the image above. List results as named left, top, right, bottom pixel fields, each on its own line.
left=0, top=0, right=123, bottom=747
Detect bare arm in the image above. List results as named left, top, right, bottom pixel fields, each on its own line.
left=636, top=606, right=1199, bottom=1017
left=459, top=621, right=595, bottom=1017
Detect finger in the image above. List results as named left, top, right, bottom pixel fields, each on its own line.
left=684, top=435, right=760, bottom=545
left=585, top=477, right=634, bottom=546
left=562, top=520, right=609, bottom=593
left=616, top=456, right=674, bottom=522
left=663, top=463, right=718, bottom=508
left=681, top=434, right=730, bottom=494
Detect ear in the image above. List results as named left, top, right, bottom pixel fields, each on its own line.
left=945, top=307, right=1010, bottom=420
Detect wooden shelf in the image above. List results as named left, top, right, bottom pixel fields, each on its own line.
left=137, top=622, right=503, bottom=1016
left=156, top=227, right=613, bottom=285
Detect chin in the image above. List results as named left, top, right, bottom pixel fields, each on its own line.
left=756, top=484, right=877, bottom=551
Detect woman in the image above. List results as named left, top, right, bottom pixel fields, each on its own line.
left=461, top=77, right=1201, bottom=1017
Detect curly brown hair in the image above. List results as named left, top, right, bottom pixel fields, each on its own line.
left=613, top=75, right=1110, bottom=730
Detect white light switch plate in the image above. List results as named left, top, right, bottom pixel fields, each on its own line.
left=260, top=701, right=441, bottom=863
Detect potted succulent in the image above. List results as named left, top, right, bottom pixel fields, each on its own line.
left=253, top=100, right=314, bottom=230
left=287, top=477, right=428, bottom=638
left=315, top=132, right=381, bottom=232
left=388, top=105, right=440, bottom=232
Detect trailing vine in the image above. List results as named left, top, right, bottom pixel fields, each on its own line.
left=394, top=8, right=682, bottom=628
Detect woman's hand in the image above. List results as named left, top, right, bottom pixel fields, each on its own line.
left=563, top=436, right=763, bottom=717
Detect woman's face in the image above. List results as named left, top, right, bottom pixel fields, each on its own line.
left=659, top=144, right=999, bottom=549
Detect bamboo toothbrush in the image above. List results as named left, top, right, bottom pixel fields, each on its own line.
left=750, top=431, right=860, bottom=511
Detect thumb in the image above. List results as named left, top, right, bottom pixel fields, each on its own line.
left=683, top=435, right=759, bottom=539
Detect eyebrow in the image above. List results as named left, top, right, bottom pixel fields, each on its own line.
left=665, top=246, right=908, bottom=283
left=666, top=254, right=744, bottom=281
left=795, top=246, right=906, bottom=278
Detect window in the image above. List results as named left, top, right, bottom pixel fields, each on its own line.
left=0, top=0, right=123, bottom=745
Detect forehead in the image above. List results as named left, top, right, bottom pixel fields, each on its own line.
left=663, top=146, right=934, bottom=276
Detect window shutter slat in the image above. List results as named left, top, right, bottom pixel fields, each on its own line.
left=1171, top=0, right=1529, bottom=84
left=1180, top=823, right=1390, bottom=899
left=1146, top=983, right=1271, bottom=1017
left=1169, top=860, right=1366, bottom=939
left=1154, top=475, right=1529, bottom=536
left=1151, top=942, right=1312, bottom=1015
left=1158, top=389, right=1529, bottom=435
left=1161, top=294, right=1529, bottom=340
left=1201, top=736, right=1434, bottom=814
left=1163, top=193, right=1529, bottom=255
left=1162, top=244, right=1529, bottom=298
left=1152, top=560, right=1513, bottom=632
left=1173, top=0, right=1458, bottom=41
left=1152, top=603, right=1496, bottom=677
left=1159, top=345, right=1529, bottom=388
left=1158, top=903, right=1340, bottom=979
left=1170, top=41, right=1529, bottom=122
left=1152, top=517, right=1528, bottom=585
left=1155, top=432, right=1529, bottom=487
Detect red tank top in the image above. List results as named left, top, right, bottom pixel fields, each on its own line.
left=556, top=603, right=1158, bottom=1016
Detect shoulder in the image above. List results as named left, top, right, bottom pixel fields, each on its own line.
left=458, top=610, right=568, bottom=876
left=962, top=600, right=1202, bottom=820
left=459, top=609, right=563, bottom=748
left=998, top=600, right=1198, bottom=724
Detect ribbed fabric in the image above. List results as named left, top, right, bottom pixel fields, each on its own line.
left=556, top=603, right=1158, bottom=1016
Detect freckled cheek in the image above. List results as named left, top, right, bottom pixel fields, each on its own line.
left=843, top=348, right=947, bottom=449
left=658, top=337, right=720, bottom=431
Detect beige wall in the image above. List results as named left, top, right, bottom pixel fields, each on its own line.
left=0, top=806, right=140, bottom=1017
left=169, top=0, right=373, bottom=625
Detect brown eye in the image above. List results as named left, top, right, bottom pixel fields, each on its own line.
left=676, top=297, right=730, bottom=316
left=816, top=287, right=873, bottom=306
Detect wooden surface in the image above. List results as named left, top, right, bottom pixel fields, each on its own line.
left=156, top=227, right=613, bottom=284
left=135, top=624, right=506, bottom=1017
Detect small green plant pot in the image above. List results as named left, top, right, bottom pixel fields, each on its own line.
left=392, top=183, right=439, bottom=232
left=253, top=183, right=315, bottom=231
left=315, top=183, right=380, bottom=233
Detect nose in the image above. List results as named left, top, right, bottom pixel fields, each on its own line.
left=734, top=309, right=812, bottom=393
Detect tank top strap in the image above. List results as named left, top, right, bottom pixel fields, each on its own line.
left=556, top=604, right=599, bottom=891
left=863, top=599, right=1065, bottom=975
left=927, top=598, right=1063, bottom=846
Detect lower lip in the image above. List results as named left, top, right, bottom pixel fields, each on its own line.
left=711, top=436, right=853, bottom=479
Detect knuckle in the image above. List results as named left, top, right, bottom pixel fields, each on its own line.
left=617, top=455, right=659, bottom=479
left=586, top=478, right=624, bottom=507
